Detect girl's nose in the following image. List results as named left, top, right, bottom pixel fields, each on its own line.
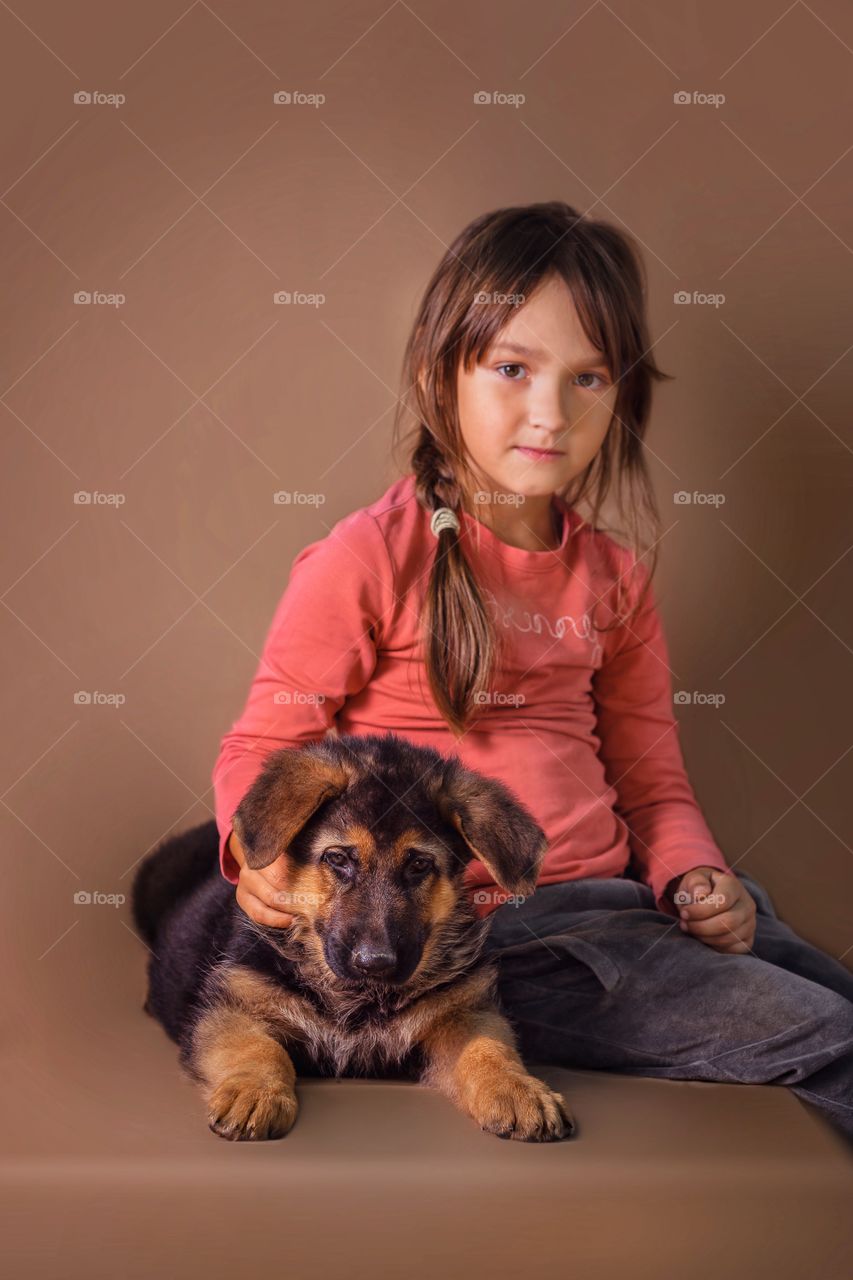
left=527, top=388, right=570, bottom=436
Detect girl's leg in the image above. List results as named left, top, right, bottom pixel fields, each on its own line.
left=482, top=879, right=853, bottom=1143
left=734, top=870, right=853, bottom=1003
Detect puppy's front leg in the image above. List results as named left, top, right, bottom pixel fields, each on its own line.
left=419, top=1004, right=574, bottom=1142
left=189, top=1004, right=299, bottom=1141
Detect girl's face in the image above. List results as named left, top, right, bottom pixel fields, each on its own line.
left=455, top=274, right=618, bottom=500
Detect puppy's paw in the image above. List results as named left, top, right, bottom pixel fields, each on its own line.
left=207, top=1075, right=298, bottom=1141
left=467, top=1071, right=574, bottom=1142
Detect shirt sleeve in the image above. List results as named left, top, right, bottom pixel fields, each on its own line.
left=212, top=509, right=396, bottom=883
left=591, top=552, right=734, bottom=917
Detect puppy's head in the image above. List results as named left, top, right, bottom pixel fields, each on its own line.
left=232, top=732, right=547, bottom=987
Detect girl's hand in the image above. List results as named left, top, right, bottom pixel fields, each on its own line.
left=229, top=831, right=296, bottom=929
left=672, top=866, right=757, bottom=954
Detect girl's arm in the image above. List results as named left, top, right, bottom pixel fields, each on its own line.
left=592, top=555, right=734, bottom=918
left=212, top=509, right=396, bottom=884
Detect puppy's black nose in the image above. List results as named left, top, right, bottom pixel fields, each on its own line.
left=351, top=946, right=397, bottom=976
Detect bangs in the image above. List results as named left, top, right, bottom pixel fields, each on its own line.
left=456, top=257, right=628, bottom=381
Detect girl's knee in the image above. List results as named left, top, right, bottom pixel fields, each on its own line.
left=806, top=986, right=853, bottom=1041
left=720, top=958, right=853, bottom=1045
left=741, top=972, right=853, bottom=1074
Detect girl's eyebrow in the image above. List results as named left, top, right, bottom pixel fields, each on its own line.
left=491, top=340, right=610, bottom=369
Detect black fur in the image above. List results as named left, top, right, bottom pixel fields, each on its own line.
left=131, top=818, right=220, bottom=948
left=132, top=822, right=238, bottom=1047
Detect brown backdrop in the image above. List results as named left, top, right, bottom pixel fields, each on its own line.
left=2, top=0, right=852, bottom=1239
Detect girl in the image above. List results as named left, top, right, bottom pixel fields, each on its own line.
left=213, top=201, right=853, bottom=1142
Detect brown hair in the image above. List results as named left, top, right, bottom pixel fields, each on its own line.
left=391, top=200, right=671, bottom=737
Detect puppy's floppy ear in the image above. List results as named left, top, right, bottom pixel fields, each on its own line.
left=232, top=746, right=351, bottom=870
left=435, top=759, right=548, bottom=896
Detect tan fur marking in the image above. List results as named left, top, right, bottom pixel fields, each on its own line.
left=278, top=863, right=328, bottom=922
left=221, top=965, right=305, bottom=1027
left=192, top=1001, right=298, bottom=1141
left=419, top=1005, right=573, bottom=1141
left=385, top=966, right=490, bottom=1050
left=392, top=828, right=429, bottom=866
left=412, top=878, right=464, bottom=972
left=426, top=877, right=457, bottom=925
left=345, top=822, right=377, bottom=871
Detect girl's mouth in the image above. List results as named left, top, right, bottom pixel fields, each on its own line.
left=514, top=446, right=564, bottom=462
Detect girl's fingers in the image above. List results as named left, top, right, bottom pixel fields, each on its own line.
left=683, top=908, right=746, bottom=938
left=236, top=888, right=295, bottom=928
left=709, top=938, right=752, bottom=954
left=235, top=874, right=296, bottom=925
left=237, top=865, right=303, bottom=924
left=683, top=910, right=756, bottom=952
left=241, top=867, right=299, bottom=914
left=685, top=913, right=756, bottom=951
left=679, top=875, right=740, bottom=920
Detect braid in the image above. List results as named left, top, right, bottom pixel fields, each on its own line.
left=412, top=435, right=462, bottom=511
left=410, top=432, right=500, bottom=737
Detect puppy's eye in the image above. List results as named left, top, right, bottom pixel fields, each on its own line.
left=407, top=854, right=434, bottom=877
left=323, top=847, right=354, bottom=868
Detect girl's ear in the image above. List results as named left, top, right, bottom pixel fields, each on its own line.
left=435, top=760, right=547, bottom=896
left=232, top=747, right=351, bottom=870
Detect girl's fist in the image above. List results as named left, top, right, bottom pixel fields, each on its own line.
left=673, top=866, right=756, bottom=954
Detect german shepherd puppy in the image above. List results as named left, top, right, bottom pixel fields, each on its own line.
left=132, top=732, right=574, bottom=1143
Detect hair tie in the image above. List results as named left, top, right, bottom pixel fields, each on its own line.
left=430, top=507, right=460, bottom=537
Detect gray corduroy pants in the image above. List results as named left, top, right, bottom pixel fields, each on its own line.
left=481, top=870, right=853, bottom=1142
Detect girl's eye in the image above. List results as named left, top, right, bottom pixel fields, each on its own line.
left=495, top=365, right=608, bottom=388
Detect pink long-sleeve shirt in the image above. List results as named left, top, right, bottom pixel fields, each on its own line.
left=212, top=472, right=733, bottom=919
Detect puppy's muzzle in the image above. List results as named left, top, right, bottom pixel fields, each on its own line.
left=325, top=925, right=420, bottom=986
